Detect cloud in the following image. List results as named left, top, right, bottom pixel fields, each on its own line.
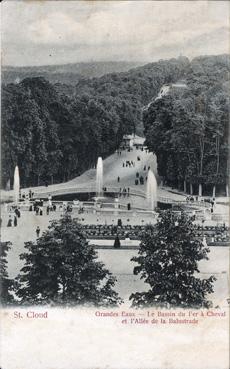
left=2, top=0, right=229, bottom=66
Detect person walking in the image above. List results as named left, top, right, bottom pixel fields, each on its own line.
left=117, top=176, right=120, bottom=183
left=36, top=226, right=41, bottom=238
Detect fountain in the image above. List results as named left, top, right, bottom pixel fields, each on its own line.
left=146, top=169, right=157, bottom=210
left=96, top=157, right=103, bottom=198
left=13, top=165, right=20, bottom=204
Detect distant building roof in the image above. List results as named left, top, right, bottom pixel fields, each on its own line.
left=171, top=81, right=187, bottom=88
left=123, top=134, right=135, bottom=140
left=133, top=136, right=145, bottom=145
left=123, top=134, right=144, bottom=141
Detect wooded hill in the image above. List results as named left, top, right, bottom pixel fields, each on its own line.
left=144, top=54, right=229, bottom=196
left=2, top=61, right=143, bottom=85
left=2, top=54, right=229, bottom=194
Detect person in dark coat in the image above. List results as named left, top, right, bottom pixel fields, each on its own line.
left=15, top=208, right=21, bottom=218
left=14, top=216, right=17, bottom=227
left=36, top=226, right=41, bottom=238
left=7, top=217, right=12, bottom=227
left=114, top=235, right=121, bottom=249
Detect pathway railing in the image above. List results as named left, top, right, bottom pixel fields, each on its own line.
left=34, top=185, right=211, bottom=207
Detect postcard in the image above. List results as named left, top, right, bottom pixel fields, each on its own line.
left=1, top=1, right=229, bottom=369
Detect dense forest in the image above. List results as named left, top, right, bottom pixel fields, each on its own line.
left=2, top=54, right=229, bottom=194
left=1, top=57, right=189, bottom=188
left=144, top=54, right=230, bottom=196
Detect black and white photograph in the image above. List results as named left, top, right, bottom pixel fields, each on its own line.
left=0, top=1, right=229, bottom=369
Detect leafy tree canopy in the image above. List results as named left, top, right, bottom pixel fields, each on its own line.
left=0, top=241, right=15, bottom=305
left=130, top=211, right=216, bottom=308
left=15, top=215, right=122, bottom=307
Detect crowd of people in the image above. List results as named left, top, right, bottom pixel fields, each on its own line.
left=118, top=187, right=130, bottom=197
left=116, top=146, right=152, bottom=188
left=193, top=224, right=229, bottom=243
left=82, top=224, right=145, bottom=239
left=2, top=146, right=228, bottom=245
left=6, top=208, right=20, bottom=228
left=81, top=223, right=229, bottom=244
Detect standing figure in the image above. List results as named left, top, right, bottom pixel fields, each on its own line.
left=36, top=226, right=41, bottom=238
left=14, top=215, right=17, bottom=227
left=7, top=216, right=12, bottom=227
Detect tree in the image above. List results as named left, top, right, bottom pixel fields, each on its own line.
left=0, top=241, right=14, bottom=305
left=2, top=57, right=190, bottom=187
left=143, top=55, right=230, bottom=196
left=130, top=211, right=216, bottom=308
left=16, top=215, right=122, bottom=307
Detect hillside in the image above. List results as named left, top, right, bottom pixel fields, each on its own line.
left=2, top=54, right=229, bottom=191
left=2, top=61, right=144, bottom=85
left=143, top=54, right=230, bottom=196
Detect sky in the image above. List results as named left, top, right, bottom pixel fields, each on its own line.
left=1, top=0, right=230, bottom=67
